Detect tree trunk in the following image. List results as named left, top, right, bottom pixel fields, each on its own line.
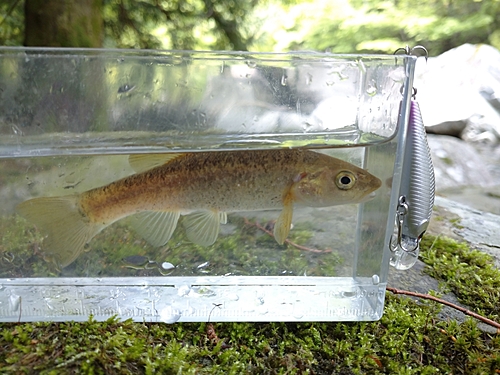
left=24, top=0, right=103, bottom=47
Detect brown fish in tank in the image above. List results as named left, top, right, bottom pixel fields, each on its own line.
left=16, top=149, right=382, bottom=267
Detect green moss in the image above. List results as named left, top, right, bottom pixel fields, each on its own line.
left=1, top=294, right=499, bottom=374
left=420, top=235, right=500, bottom=322
left=1, top=213, right=342, bottom=278
left=448, top=217, right=464, bottom=229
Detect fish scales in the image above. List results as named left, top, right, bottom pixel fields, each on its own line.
left=82, top=150, right=317, bottom=221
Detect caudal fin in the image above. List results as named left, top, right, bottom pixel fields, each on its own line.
left=16, top=196, right=104, bottom=268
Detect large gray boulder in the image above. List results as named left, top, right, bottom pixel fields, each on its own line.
left=415, top=44, right=500, bottom=143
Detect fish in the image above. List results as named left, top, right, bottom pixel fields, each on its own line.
left=16, top=149, right=382, bottom=268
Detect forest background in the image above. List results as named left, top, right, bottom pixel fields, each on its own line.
left=1, top=0, right=500, bottom=55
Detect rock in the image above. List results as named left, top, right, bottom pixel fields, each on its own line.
left=429, top=196, right=500, bottom=268
left=415, top=44, right=500, bottom=143
left=427, top=134, right=495, bottom=191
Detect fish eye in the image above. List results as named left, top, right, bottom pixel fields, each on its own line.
left=335, top=171, right=356, bottom=190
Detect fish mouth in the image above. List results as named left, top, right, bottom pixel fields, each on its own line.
left=359, top=190, right=378, bottom=203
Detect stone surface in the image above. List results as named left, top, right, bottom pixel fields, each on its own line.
left=427, top=134, right=496, bottom=191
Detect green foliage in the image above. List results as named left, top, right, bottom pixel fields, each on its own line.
left=273, top=0, right=500, bottom=54
left=0, top=0, right=24, bottom=46
left=1, top=0, right=500, bottom=53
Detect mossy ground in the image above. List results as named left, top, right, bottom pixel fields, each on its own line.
left=1, top=235, right=499, bottom=374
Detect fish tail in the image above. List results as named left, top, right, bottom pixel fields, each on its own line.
left=16, top=195, right=105, bottom=268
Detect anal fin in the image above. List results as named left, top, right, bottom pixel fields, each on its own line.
left=182, top=210, right=223, bottom=246
left=130, top=210, right=180, bottom=247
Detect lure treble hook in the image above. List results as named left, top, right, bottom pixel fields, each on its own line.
left=394, top=45, right=429, bottom=61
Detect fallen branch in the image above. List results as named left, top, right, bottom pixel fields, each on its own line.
left=243, top=218, right=331, bottom=254
left=387, top=287, right=500, bottom=331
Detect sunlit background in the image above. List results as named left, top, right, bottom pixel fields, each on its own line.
left=1, top=0, right=499, bottom=55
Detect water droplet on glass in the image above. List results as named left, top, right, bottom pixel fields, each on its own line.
left=159, top=306, right=181, bottom=323
left=227, top=293, right=239, bottom=301
left=305, top=73, right=313, bottom=85
left=177, top=284, right=191, bottom=297
left=257, top=306, right=269, bottom=315
left=9, top=294, right=21, bottom=311
left=338, top=72, right=349, bottom=81
left=246, top=60, right=257, bottom=68
left=281, top=75, right=288, bottom=86
left=366, top=85, right=377, bottom=96
left=11, top=125, right=23, bottom=136
left=341, top=291, right=356, bottom=298
left=372, top=274, right=380, bottom=285
left=302, top=121, right=313, bottom=131
left=220, top=60, right=225, bottom=74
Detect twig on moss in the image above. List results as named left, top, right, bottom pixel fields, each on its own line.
left=243, top=218, right=331, bottom=254
left=387, top=287, right=500, bottom=331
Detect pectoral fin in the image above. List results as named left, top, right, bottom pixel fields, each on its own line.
left=128, top=153, right=183, bottom=173
left=130, top=210, right=180, bottom=246
left=182, top=210, right=223, bottom=246
left=274, top=197, right=294, bottom=245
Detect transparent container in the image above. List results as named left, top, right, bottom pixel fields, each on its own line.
left=0, top=48, right=416, bottom=322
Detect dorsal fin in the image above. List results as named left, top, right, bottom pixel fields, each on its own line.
left=128, top=153, right=183, bottom=173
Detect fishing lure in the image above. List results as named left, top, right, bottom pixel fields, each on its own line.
left=390, top=46, right=435, bottom=270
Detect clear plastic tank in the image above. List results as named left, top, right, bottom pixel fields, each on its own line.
left=0, top=48, right=416, bottom=322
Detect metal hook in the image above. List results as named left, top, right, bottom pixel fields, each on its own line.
left=389, top=196, right=420, bottom=253
left=394, top=45, right=429, bottom=61
left=400, top=86, right=417, bottom=99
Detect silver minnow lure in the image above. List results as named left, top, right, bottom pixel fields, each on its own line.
left=390, top=98, right=435, bottom=269
left=401, top=99, right=435, bottom=239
